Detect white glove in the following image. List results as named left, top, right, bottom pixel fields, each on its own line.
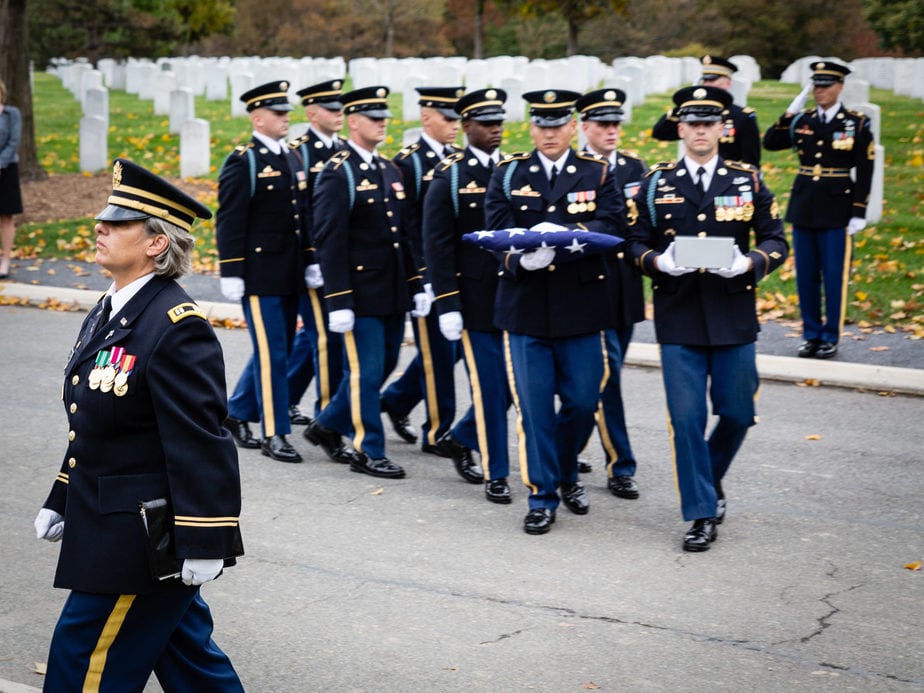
left=786, top=82, right=812, bottom=115
left=847, top=217, right=867, bottom=235
left=305, top=264, right=324, bottom=289
left=181, top=558, right=224, bottom=586
left=423, top=282, right=435, bottom=302
left=328, top=309, right=355, bottom=333
left=656, top=242, right=696, bottom=277
left=518, top=246, right=556, bottom=271
left=709, top=245, right=752, bottom=279
left=438, top=311, right=463, bottom=341
left=34, top=508, right=64, bottom=542
left=411, top=292, right=432, bottom=318
left=220, top=277, right=245, bottom=301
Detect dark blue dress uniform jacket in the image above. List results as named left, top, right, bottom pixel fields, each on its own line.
left=762, top=105, right=875, bottom=228
left=43, top=277, right=244, bottom=595
left=608, top=149, right=647, bottom=330
left=313, top=148, right=422, bottom=316
left=423, top=149, right=500, bottom=333
left=652, top=103, right=762, bottom=166
left=216, top=137, right=309, bottom=295
left=484, top=149, right=624, bottom=339
left=289, top=129, right=343, bottom=253
left=624, top=159, right=788, bottom=346
left=394, top=139, right=463, bottom=271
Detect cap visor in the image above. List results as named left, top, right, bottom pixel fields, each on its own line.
left=359, top=108, right=392, bottom=119
left=319, top=101, right=344, bottom=110
left=437, top=108, right=461, bottom=120
left=530, top=114, right=573, bottom=128
left=95, top=204, right=151, bottom=223
left=469, top=111, right=506, bottom=122
left=679, top=114, right=723, bottom=123
left=267, top=102, right=294, bottom=112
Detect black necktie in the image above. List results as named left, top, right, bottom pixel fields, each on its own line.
left=549, top=165, right=559, bottom=188
left=444, top=145, right=454, bottom=157
left=819, top=112, right=826, bottom=124
left=696, top=166, right=707, bottom=196
left=93, top=295, right=112, bottom=337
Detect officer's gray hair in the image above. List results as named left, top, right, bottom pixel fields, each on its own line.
left=143, top=216, right=193, bottom=279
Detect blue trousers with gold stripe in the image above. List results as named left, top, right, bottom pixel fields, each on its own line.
left=660, top=343, right=758, bottom=521
left=317, top=314, right=405, bottom=460
left=44, top=588, right=242, bottom=692
left=451, top=329, right=511, bottom=481
left=596, top=327, right=637, bottom=478
left=505, top=331, right=605, bottom=511
left=380, top=312, right=458, bottom=447
left=792, top=226, right=851, bottom=345
left=229, top=294, right=298, bottom=438
left=287, top=290, right=344, bottom=416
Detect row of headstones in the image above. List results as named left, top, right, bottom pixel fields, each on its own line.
left=51, top=54, right=882, bottom=223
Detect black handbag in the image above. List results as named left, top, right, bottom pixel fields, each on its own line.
left=139, top=498, right=183, bottom=581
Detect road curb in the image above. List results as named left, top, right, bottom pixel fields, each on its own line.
left=4, top=281, right=922, bottom=397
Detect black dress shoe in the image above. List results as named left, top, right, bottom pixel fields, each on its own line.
left=303, top=420, right=360, bottom=464
left=223, top=416, right=261, bottom=449
left=683, top=518, right=717, bottom=552
left=288, top=404, right=312, bottom=426
left=560, top=482, right=590, bottom=515
left=420, top=442, right=452, bottom=458
left=716, top=499, right=727, bottom=525
left=523, top=508, right=555, bottom=535
left=608, top=475, right=640, bottom=499
left=350, top=455, right=406, bottom=479
left=381, top=399, right=417, bottom=443
left=485, top=478, right=512, bottom=504
left=438, top=433, right=484, bottom=484
left=578, top=458, right=593, bottom=473
left=261, top=435, right=302, bottom=463
left=797, top=340, right=820, bottom=358
left=815, top=341, right=838, bottom=359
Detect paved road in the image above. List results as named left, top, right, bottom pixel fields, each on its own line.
left=1, top=304, right=922, bottom=692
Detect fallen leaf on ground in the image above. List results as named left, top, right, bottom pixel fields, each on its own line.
left=371, top=487, right=384, bottom=496
left=805, top=434, right=822, bottom=440
left=582, top=683, right=601, bottom=690
left=904, top=561, right=922, bottom=571
left=869, top=346, right=891, bottom=352
left=34, top=661, right=47, bottom=674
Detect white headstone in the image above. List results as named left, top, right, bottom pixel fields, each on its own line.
left=204, top=64, right=228, bottom=101
left=109, top=62, right=126, bottom=90
left=866, top=144, right=885, bottom=224
left=80, top=70, right=104, bottom=109
left=499, top=77, right=525, bottom=122
left=730, top=55, right=761, bottom=83
left=729, top=77, right=749, bottom=107
left=464, top=59, right=488, bottom=90
left=180, top=118, right=211, bottom=178
left=852, top=102, right=881, bottom=148
left=153, top=72, right=176, bottom=115
left=137, top=63, right=159, bottom=100
left=841, top=78, right=870, bottom=110
left=681, top=57, right=701, bottom=85
left=350, top=58, right=380, bottom=89
left=523, top=61, right=549, bottom=91
left=79, top=116, right=108, bottom=173
left=403, top=76, right=424, bottom=122
left=911, top=57, right=924, bottom=99
left=169, top=88, right=195, bottom=134
left=893, top=58, right=915, bottom=96
left=97, top=59, right=116, bottom=87
left=230, top=72, right=255, bottom=117
left=83, top=87, right=108, bottom=120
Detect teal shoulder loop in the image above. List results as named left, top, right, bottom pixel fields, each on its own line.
left=646, top=169, right=662, bottom=226
left=411, top=152, right=423, bottom=200
left=299, top=141, right=310, bottom=178
left=245, top=148, right=257, bottom=198
left=343, top=160, right=356, bottom=211
left=502, top=159, right=519, bottom=201
left=449, top=162, right=460, bottom=217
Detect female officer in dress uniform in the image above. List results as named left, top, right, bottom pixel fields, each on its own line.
left=34, top=159, right=245, bottom=691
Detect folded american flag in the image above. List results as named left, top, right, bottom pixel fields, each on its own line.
left=462, top=223, right=622, bottom=263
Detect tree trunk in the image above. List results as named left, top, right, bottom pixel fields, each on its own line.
left=473, top=0, right=484, bottom=59
left=384, top=0, right=396, bottom=57
left=0, top=0, right=46, bottom=181
left=567, top=17, right=579, bottom=56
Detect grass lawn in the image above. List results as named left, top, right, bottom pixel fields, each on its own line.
left=20, top=71, right=924, bottom=336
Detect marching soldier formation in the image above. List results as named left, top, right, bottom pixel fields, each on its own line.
left=39, top=58, right=872, bottom=589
